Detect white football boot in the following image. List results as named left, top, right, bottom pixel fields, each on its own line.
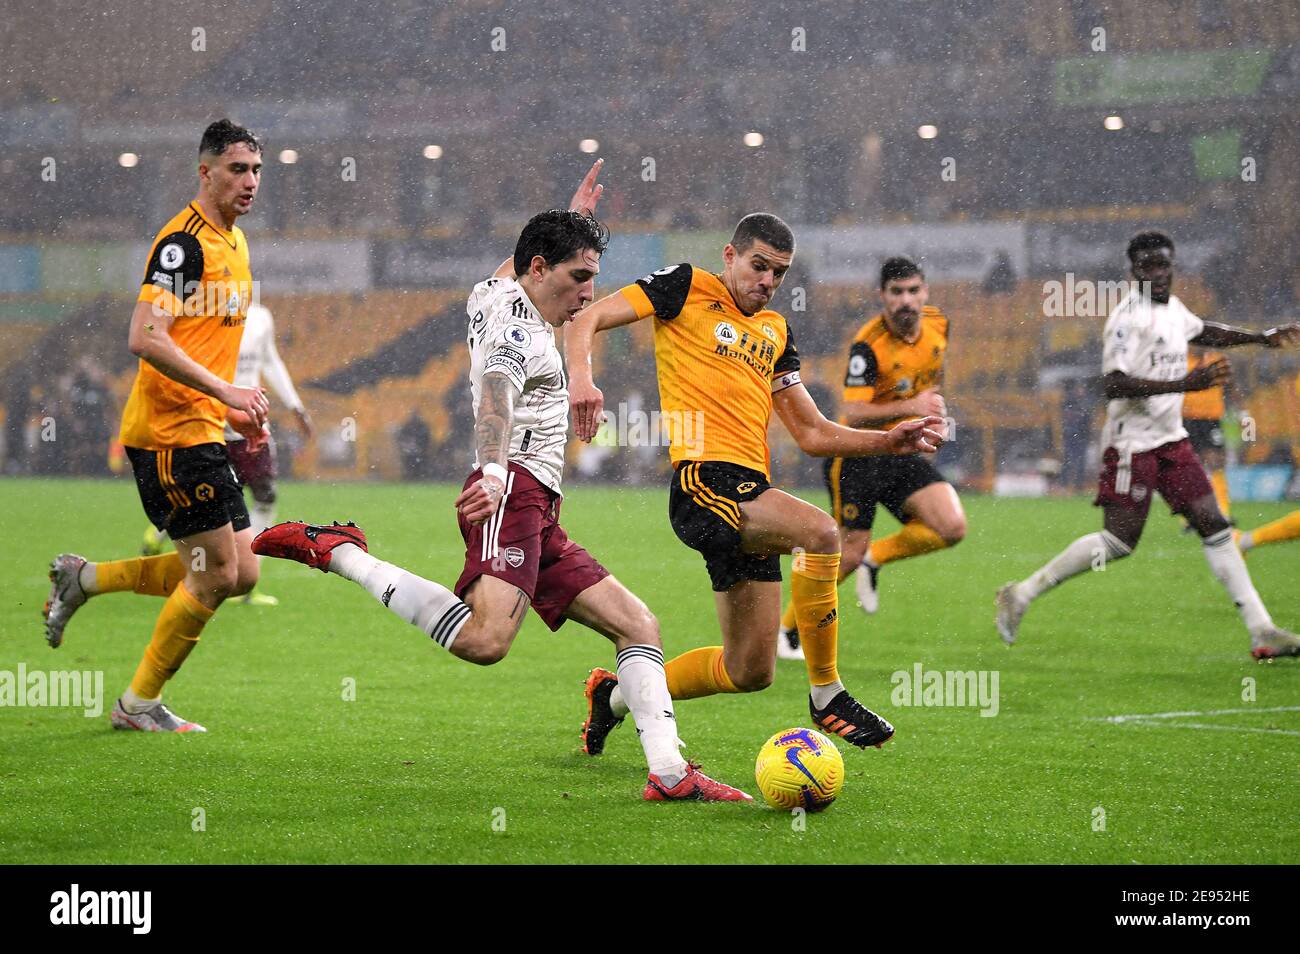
left=110, top=698, right=207, bottom=733
left=776, top=625, right=805, bottom=661
left=43, top=554, right=89, bottom=649
left=1250, top=627, right=1300, bottom=660
left=995, top=582, right=1029, bottom=645
left=855, top=562, right=880, bottom=614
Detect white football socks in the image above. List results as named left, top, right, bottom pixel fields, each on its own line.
left=613, top=645, right=686, bottom=779
left=810, top=679, right=846, bottom=711
left=1201, top=528, right=1273, bottom=635
left=329, top=543, right=470, bottom=650
left=250, top=501, right=275, bottom=539
left=1019, top=531, right=1131, bottom=602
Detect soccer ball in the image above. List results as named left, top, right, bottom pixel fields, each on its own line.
left=754, top=727, right=844, bottom=811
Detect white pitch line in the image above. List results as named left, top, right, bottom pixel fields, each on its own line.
left=1122, top=720, right=1300, bottom=738
left=1093, top=706, right=1300, bottom=724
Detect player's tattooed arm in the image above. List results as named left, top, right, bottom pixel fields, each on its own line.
left=475, top=371, right=515, bottom=469
left=456, top=372, right=517, bottom=525
left=1192, top=322, right=1300, bottom=349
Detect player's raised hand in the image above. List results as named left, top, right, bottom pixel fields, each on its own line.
left=455, top=475, right=506, bottom=525
left=1263, top=323, right=1300, bottom=348
left=568, top=158, right=604, bottom=216
left=885, top=415, right=945, bottom=455
left=569, top=379, right=606, bottom=442
left=224, top=383, right=270, bottom=427
left=910, top=388, right=946, bottom=418
left=1186, top=357, right=1232, bottom=391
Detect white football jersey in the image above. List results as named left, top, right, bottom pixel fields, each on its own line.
left=224, top=303, right=304, bottom=442
left=1100, top=290, right=1205, bottom=455
left=465, top=277, right=568, bottom=495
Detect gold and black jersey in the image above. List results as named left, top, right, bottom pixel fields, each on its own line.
left=841, top=306, right=949, bottom=430
left=120, top=202, right=253, bottom=450
left=1182, top=351, right=1226, bottom=421
left=619, top=263, right=800, bottom=477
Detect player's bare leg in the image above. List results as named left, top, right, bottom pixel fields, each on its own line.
left=738, top=487, right=895, bottom=748
left=568, top=576, right=750, bottom=800
left=452, top=574, right=530, bottom=665
left=1182, top=493, right=1300, bottom=658
left=861, top=482, right=966, bottom=615
left=716, top=579, right=782, bottom=691
left=997, top=504, right=1138, bottom=645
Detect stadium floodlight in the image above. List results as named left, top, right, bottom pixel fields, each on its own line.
left=118, top=153, right=139, bottom=168
left=918, top=124, right=939, bottom=140
left=579, top=139, right=599, bottom=153
left=743, top=131, right=764, bottom=147
left=423, top=144, right=444, bottom=159
left=1104, top=115, right=1124, bottom=131
left=279, top=149, right=299, bottom=164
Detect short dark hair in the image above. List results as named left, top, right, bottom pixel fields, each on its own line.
left=1127, top=230, right=1174, bottom=264
left=729, top=213, right=795, bottom=254
left=513, top=210, right=610, bottom=276
left=200, top=119, right=262, bottom=159
left=880, top=256, right=923, bottom=288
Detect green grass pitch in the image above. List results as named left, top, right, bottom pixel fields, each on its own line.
left=1, top=477, right=1297, bottom=864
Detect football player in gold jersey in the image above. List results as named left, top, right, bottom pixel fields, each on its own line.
left=568, top=214, right=942, bottom=753
left=43, top=119, right=270, bottom=732
left=777, top=257, right=966, bottom=656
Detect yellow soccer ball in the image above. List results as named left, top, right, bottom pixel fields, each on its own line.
left=754, top=727, right=844, bottom=811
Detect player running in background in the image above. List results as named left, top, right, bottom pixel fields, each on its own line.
left=42, top=119, right=271, bottom=731
left=142, top=300, right=313, bottom=607
left=1238, top=509, right=1300, bottom=554
left=776, top=256, right=964, bottom=660
left=255, top=195, right=750, bottom=802
left=1236, top=370, right=1300, bottom=555
left=997, top=231, right=1300, bottom=659
left=567, top=214, right=943, bottom=754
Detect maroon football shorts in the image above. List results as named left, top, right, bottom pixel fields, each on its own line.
left=227, top=433, right=277, bottom=487
left=1093, top=437, right=1215, bottom=519
left=453, top=462, right=609, bottom=631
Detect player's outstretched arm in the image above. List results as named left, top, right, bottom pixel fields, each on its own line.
left=1192, top=322, right=1300, bottom=349
left=127, top=299, right=269, bottom=426
left=773, top=382, right=944, bottom=457
left=1103, top=359, right=1232, bottom=400
left=841, top=388, right=946, bottom=428
left=455, top=371, right=516, bottom=525
left=566, top=291, right=645, bottom=442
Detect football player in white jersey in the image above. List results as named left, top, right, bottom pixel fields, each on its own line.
left=142, top=301, right=312, bottom=607
left=255, top=169, right=750, bottom=801
left=997, top=232, right=1300, bottom=658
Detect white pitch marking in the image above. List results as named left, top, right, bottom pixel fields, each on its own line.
left=1130, top=721, right=1300, bottom=738
left=1093, top=706, right=1300, bottom=724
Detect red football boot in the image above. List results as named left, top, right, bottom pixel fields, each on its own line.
left=643, top=763, right=753, bottom=802
left=252, top=521, right=368, bottom=571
